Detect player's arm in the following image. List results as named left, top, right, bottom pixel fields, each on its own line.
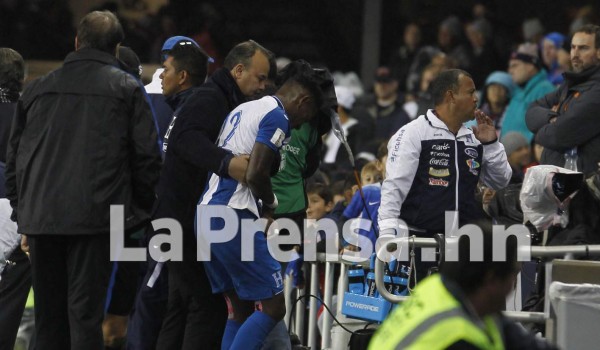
left=246, top=142, right=277, bottom=207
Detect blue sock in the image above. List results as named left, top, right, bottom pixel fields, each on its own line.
left=221, top=319, right=242, bottom=350
left=229, top=311, right=278, bottom=350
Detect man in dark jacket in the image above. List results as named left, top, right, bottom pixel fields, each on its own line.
left=5, top=11, right=161, bottom=350
left=151, top=40, right=273, bottom=350
left=526, top=24, right=600, bottom=175
left=0, top=47, right=31, bottom=350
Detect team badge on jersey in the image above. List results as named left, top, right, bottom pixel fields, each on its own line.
left=270, top=128, right=286, bottom=148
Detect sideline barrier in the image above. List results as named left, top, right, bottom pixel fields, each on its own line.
left=290, top=241, right=600, bottom=349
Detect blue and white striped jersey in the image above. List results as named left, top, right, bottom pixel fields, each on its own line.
left=200, top=96, right=290, bottom=217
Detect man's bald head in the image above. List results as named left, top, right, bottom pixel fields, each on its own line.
left=76, top=11, right=124, bottom=54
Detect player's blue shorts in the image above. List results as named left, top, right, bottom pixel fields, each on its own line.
left=201, top=208, right=283, bottom=301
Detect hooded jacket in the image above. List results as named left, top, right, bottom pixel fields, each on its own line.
left=501, top=69, right=555, bottom=142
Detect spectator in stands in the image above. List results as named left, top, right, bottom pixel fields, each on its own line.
left=342, top=160, right=383, bottom=249
left=526, top=24, right=600, bottom=175
left=306, top=183, right=336, bottom=224
left=522, top=18, right=545, bottom=44
left=359, top=161, right=383, bottom=186
left=502, top=43, right=555, bottom=142
left=388, top=23, right=422, bottom=92
left=412, top=63, right=443, bottom=118
left=353, top=66, right=411, bottom=144
left=478, top=71, right=515, bottom=131
left=542, top=32, right=568, bottom=85
left=369, top=219, right=558, bottom=350
left=6, top=11, right=162, bottom=349
left=323, top=85, right=362, bottom=172
left=466, top=18, right=500, bottom=87
left=501, top=132, right=531, bottom=184
left=437, top=16, right=472, bottom=72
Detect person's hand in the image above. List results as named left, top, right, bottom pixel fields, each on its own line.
left=262, top=206, right=275, bottom=236
left=228, top=154, right=250, bottom=184
left=549, top=116, right=557, bottom=124
left=21, top=235, right=29, bottom=254
left=471, top=109, right=497, bottom=143
left=551, top=104, right=559, bottom=112
left=285, top=255, right=305, bottom=289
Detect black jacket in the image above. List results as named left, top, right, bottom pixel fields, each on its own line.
left=526, top=65, right=600, bottom=174
left=153, top=67, right=245, bottom=234
left=0, top=102, right=16, bottom=163
left=5, top=48, right=161, bottom=235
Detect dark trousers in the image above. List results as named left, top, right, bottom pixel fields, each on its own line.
left=28, top=234, right=111, bottom=350
left=0, top=248, right=31, bottom=350
left=155, top=236, right=227, bottom=350
left=126, top=259, right=169, bottom=350
left=156, top=258, right=227, bottom=350
left=105, top=229, right=141, bottom=316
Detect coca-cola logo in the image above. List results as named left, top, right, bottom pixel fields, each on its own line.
left=429, top=158, right=449, bottom=166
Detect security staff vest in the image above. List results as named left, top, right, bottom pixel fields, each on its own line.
left=369, top=274, right=504, bottom=350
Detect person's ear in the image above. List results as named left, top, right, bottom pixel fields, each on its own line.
left=325, top=200, right=334, bottom=212
left=75, top=36, right=79, bottom=50
left=298, top=93, right=311, bottom=108
left=447, top=89, right=455, bottom=104
left=232, top=63, right=244, bottom=79
left=178, top=70, right=188, bottom=86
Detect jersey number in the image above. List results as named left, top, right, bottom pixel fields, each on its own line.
left=221, top=111, right=241, bottom=147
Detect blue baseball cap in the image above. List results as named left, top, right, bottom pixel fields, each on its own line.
left=161, top=36, right=214, bottom=63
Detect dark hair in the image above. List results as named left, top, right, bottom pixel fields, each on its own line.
left=441, top=219, right=518, bottom=294
left=306, top=183, right=333, bottom=204
left=223, top=40, right=274, bottom=71
left=275, top=60, right=325, bottom=115
left=574, top=24, right=600, bottom=49
left=431, top=69, right=471, bottom=106
left=117, top=46, right=141, bottom=79
left=77, top=11, right=124, bottom=54
left=0, top=48, right=25, bottom=91
left=167, top=43, right=210, bottom=87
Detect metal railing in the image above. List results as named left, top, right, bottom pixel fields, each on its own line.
left=286, top=241, right=600, bottom=349
left=373, top=236, right=600, bottom=322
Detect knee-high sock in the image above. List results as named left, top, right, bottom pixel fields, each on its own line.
left=221, top=319, right=242, bottom=350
